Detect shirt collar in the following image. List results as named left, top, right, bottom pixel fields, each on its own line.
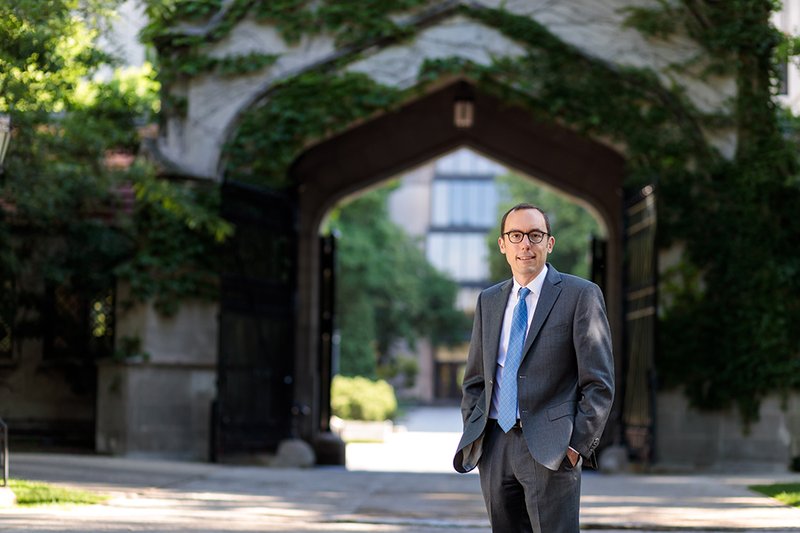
left=512, top=264, right=548, bottom=298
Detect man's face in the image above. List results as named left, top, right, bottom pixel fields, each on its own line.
left=497, top=208, right=555, bottom=286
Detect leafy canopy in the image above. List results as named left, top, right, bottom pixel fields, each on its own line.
left=1, top=0, right=232, bottom=341
left=326, top=183, right=468, bottom=378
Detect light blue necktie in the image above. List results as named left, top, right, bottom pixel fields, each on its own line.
left=498, top=287, right=531, bottom=433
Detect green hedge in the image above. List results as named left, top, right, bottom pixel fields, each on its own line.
left=331, top=375, right=397, bottom=421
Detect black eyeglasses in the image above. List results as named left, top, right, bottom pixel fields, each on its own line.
left=503, top=230, right=550, bottom=244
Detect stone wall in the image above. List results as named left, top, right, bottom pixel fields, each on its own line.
left=95, top=297, right=218, bottom=459
left=0, top=336, right=95, bottom=448
left=96, top=362, right=215, bottom=460
left=656, top=390, right=800, bottom=470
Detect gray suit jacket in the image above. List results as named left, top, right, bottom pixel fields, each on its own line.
left=453, top=264, right=614, bottom=473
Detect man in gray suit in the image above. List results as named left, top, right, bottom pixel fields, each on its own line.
left=453, top=203, right=614, bottom=532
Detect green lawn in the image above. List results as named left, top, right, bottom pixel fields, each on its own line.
left=750, top=483, right=800, bottom=507
left=8, top=479, right=108, bottom=506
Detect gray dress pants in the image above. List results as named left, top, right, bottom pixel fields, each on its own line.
left=478, top=419, right=581, bottom=533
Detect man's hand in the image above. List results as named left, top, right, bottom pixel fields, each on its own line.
left=566, top=447, right=580, bottom=467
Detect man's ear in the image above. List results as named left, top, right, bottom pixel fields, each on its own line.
left=498, top=236, right=506, bottom=254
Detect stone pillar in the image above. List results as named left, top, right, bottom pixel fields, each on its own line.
left=96, top=294, right=218, bottom=460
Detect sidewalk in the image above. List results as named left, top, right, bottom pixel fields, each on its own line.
left=1, top=407, right=799, bottom=532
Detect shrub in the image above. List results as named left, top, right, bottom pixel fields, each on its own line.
left=377, top=354, right=419, bottom=389
left=331, top=375, right=397, bottom=421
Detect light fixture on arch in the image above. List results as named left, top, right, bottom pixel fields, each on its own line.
left=453, top=82, right=474, bottom=129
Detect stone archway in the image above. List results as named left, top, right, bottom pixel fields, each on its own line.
left=289, top=80, right=625, bottom=455
left=134, top=0, right=738, bottom=464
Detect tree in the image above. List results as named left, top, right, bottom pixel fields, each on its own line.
left=488, top=173, right=602, bottom=283
left=0, top=1, right=231, bottom=357
left=327, top=183, right=468, bottom=378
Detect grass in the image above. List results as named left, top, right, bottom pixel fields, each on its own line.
left=8, top=479, right=108, bottom=506
left=750, top=483, right=800, bottom=507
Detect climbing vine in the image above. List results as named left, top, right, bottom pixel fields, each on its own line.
left=153, top=1, right=800, bottom=424
left=142, top=0, right=430, bottom=50
left=140, top=0, right=430, bottom=116
left=617, top=1, right=800, bottom=424
left=224, top=71, right=403, bottom=188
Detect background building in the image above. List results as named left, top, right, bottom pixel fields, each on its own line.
left=388, top=148, right=504, bottom=401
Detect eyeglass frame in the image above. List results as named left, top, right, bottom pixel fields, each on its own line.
left=502, top=230, right=551, bottom=245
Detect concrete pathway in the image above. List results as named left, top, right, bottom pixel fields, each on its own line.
left=1, top=406, right=799, bottom=532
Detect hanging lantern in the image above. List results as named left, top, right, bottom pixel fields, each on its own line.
left=453, top=82, right=474, bottom=129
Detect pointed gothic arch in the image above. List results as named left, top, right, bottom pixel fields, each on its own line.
left=147, top=1, right=736, bottom=464
left=288, top=79, right=625, bottom=452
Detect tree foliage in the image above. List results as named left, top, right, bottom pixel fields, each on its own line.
left=327, top=184, right=468, bottom=378
left=225, top=71, right=401, bottom=189
left=488, top=173, right=602, bottom=284
left=0, top=0, right=231, bottom=352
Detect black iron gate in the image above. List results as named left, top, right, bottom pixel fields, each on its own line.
left=622, top=184, right=657, bottom=463
left=214, top=181, right=297, bottom=460
left=318, top=234, right=336, bottom=434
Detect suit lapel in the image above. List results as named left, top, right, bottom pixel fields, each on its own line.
left=483, top=280, right=512, bottom=372
left=521, top=265, right=562, bottom=356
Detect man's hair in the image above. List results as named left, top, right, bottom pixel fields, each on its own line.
left=500, top=203, right=551, bottom=235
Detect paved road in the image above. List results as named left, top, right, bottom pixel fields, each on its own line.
left=345, top=405, right=463, bottom=473
left=2, top=406, right=800, bottom=532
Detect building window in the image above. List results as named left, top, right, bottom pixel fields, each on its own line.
left=427, top=232, right=489, bottom=282
left=777, top=61, right=789, bottom=95
left=435, top=147, right=506, bottom=175
left=427, top=148, right=505, bottom=288
left=44, top=285, right=115, bottom=361
left=431, top=179, right=498, bottom=228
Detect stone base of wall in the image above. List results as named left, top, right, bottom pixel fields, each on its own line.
left=656, top=390, right=800, bottom=471
left=96, top=361, right=215, bottom=460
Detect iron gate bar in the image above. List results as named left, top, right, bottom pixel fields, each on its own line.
left=621, top=184, right=658, bottom=464
left=0, top=417, right=7, bottom=487
left=215, top=180, right=298, bottom=460
left=318, top=235, right=336, bottom=434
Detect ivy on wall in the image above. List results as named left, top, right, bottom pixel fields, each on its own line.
left=224, top=71, right=402, bottom=188
left=623, top=1, right=800, bottom=424
left=115, top=169, right=233, bottom=316
left=141, top=0, right=429, bottom=116
left=142, top=0, right=430, bottom=49
left=153, top=1, right=800, bottom=423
